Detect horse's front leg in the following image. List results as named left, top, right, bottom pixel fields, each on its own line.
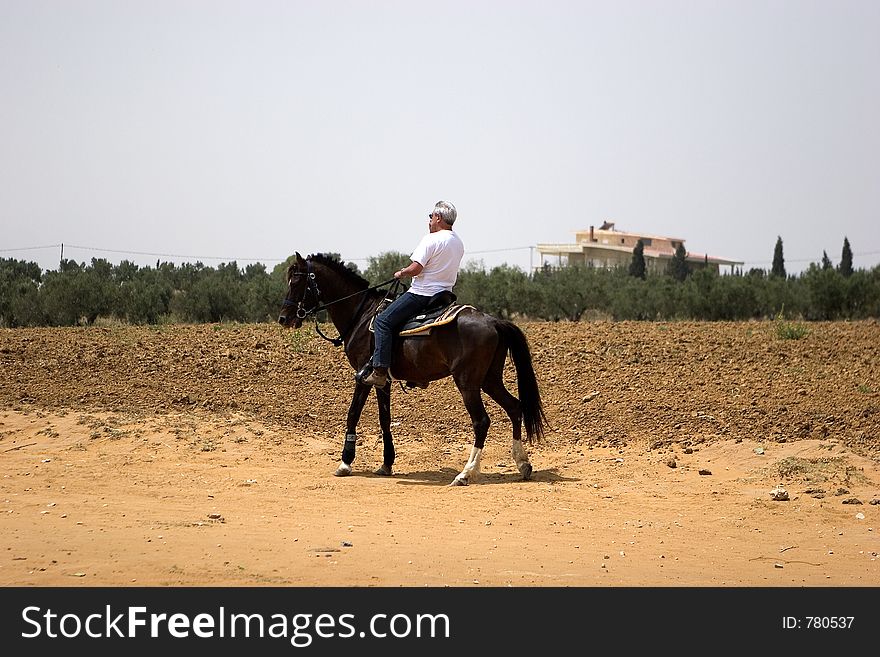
left=335, top=382, right=372, bottom=477
left=373, top=383, right=394, bottom=476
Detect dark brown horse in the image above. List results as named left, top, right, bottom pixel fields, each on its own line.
left=278, top=252, right=548, bottom=485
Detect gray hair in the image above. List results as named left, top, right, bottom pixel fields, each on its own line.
left=434, top=200, right=457, bottom=226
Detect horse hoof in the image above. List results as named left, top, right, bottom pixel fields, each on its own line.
left=334, top=463, right=352, bottom=477
left=519, top=463, right=533, bottom=481
left=373, top=464, right=392, bottom=476
left=449, top=477, right=468, bottom=487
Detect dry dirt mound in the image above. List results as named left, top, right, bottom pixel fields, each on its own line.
left=2, top=320, right=878, bottom=455
left=1, top=320, right=878, bottom=586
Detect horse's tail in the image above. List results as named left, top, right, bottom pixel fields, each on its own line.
left=496, top=320, right=548, bottom=443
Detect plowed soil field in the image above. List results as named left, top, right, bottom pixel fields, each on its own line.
left=1, top=320, right=878, bottom=586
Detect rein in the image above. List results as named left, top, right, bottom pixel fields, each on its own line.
left=283, top=260, right=401, bottom=347
left=314, top=292, right=372, bottom=347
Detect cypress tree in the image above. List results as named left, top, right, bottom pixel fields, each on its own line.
left=771, top=236, right=786, bottom=278
left=821, top=251, right=833, bottom=270
left=667, top=243, right=690, bottom=281
left=629, top=240, right=646, bottom=280
left=839, top=237, right=853, bottom=277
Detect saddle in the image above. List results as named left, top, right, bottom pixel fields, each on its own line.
left=398, top=302, right=473, bottom=336
left=368, top=290, right=474, bottom=337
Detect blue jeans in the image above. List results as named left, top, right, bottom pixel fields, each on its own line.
left=371, top=291, right=432, bottom=369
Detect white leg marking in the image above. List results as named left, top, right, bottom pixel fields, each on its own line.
left=512, top=439, right=530, bottom=471
left=453, top=446, right=483, bottom=485
left=334, top=461, right=352, bottom=477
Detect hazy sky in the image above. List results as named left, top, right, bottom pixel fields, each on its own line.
left=2, top=0, right=878, bottom=276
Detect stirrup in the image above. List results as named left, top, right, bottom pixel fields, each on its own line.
left=354, top=362, right=373, bottom=384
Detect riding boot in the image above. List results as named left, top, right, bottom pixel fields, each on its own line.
left=362, top=366, right=388, bottom=387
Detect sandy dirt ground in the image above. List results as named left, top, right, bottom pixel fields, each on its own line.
left=1, top=320, right=878, bottom=586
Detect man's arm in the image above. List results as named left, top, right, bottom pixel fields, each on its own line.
left=395, top=261, right=424, bottom=279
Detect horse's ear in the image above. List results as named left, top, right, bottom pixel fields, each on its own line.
left=295, top=252, right=306, bottom=265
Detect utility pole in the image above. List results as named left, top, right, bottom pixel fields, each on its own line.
left=59, top=243, right=64, bottom=270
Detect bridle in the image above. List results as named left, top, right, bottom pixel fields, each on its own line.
left=282, top=259, right=323, bottom=321
left=282, top=258, right=400, bottom=347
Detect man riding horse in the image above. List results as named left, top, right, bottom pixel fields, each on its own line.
left=360, top=200, right=464, bottom=388
left=278, top=202, right=546, bottom=484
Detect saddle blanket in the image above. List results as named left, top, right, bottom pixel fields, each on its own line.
left=369, top=303, right=475, bottom=336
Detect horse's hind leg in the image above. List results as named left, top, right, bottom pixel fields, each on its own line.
left=482, top=377, right=533, bottom=481
left=373, top=383, right=394, bottom=476
left=335, top=382, right=372, bottom=477
left=451, top=387, right=490, bottom=486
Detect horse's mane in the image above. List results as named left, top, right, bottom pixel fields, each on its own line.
left=309, top=253, right=371, bottom=291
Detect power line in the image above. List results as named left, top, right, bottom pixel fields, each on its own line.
left=467, top=246, right=532, bottom=254
left=62, top=243, right=288, bottom=263
left=0, top=244, right=61, bottom=252
left=1, top=242, right=536, bottom=263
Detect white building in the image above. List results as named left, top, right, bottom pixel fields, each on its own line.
left=536, top=222, right=743, bottom=275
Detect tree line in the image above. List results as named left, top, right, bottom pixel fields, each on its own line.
left=1, top=237, right=878, bottom=327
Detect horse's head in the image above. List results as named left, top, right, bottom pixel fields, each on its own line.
left=278, top=252, right=319, bottom=328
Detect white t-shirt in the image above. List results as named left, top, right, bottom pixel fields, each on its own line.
left=408, top=229, right=465, bottom=296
